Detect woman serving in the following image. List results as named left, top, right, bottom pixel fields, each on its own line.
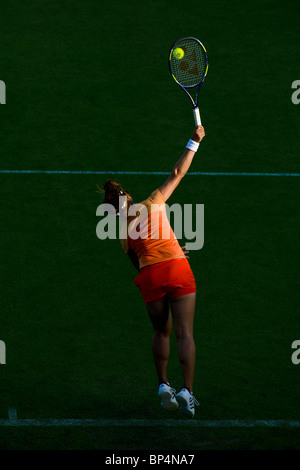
left=101, top=125, right=205, bottom=417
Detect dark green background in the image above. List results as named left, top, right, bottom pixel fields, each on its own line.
left=0, top=0, right=299, bottom=450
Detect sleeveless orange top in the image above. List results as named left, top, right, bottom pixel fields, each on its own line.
left=120, top=189, right=185, bottom=269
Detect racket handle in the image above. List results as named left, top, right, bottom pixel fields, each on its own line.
left=193, top=107, right=202, bottom=126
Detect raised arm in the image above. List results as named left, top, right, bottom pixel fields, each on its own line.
left=158, top=126, right=205, bottom=202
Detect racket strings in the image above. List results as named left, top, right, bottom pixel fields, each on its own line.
left=170, top=40, right=207, bottom=87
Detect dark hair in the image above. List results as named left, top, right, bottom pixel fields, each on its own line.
left=97, top=179, right=130, bottom=211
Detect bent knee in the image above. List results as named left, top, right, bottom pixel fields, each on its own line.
left=174, top=328, right=194, bottom=341
left=153, top=328, right=171, bottom=339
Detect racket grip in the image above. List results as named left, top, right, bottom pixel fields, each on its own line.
left=193, top=107, right=202, bottom=126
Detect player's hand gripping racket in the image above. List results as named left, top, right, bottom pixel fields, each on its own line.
left=169, top=37, right=208, bottom=126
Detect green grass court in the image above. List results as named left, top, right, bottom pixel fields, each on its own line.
left=1, top=0, right=300, bottom=450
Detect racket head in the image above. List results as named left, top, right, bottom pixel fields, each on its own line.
left=169, top=37, right=208, bottom=89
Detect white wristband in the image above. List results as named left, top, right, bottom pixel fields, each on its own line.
left=186, top=139, right=199, bottom=152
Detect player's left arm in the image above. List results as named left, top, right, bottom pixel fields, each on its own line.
left=127, top=248, right=140, bottom=272
left=158, top=126, right=205, bottom=202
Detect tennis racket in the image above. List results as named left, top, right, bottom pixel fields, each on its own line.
left=169, top=37, right=208, bottom=126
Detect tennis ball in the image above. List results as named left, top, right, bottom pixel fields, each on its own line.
left=173, top=47, right=184, bottom=60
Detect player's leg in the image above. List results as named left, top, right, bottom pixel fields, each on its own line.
left=145, top=295, right=172, bottom=385
left=170, top=292, right=199, bottom=417
left=170, top=292, right=196, bottom=392
left=146, top=296, right=178, bottom=410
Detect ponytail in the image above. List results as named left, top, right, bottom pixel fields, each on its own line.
left=97, top=179, right=130, bottom=210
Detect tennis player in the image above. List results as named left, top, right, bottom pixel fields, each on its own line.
left=101, top=125, right=205, bottom=417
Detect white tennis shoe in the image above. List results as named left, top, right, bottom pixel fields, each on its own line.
left=176, top=388, right=199, bottom=418
left=158, top=383, right=179, bottom=411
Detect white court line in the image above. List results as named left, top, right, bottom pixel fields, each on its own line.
left=1, top=170, right=300, bottom=176
left=1, top=411, right=300, bottom=427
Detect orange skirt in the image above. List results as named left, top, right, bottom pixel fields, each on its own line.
left=134, top=258, right=196, bottom=304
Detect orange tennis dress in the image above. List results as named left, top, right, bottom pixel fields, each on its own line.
left=120, top=189, right=196, bottom=303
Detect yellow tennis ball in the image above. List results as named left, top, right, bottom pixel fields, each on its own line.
left=173, top=47, right=184, bottom=60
